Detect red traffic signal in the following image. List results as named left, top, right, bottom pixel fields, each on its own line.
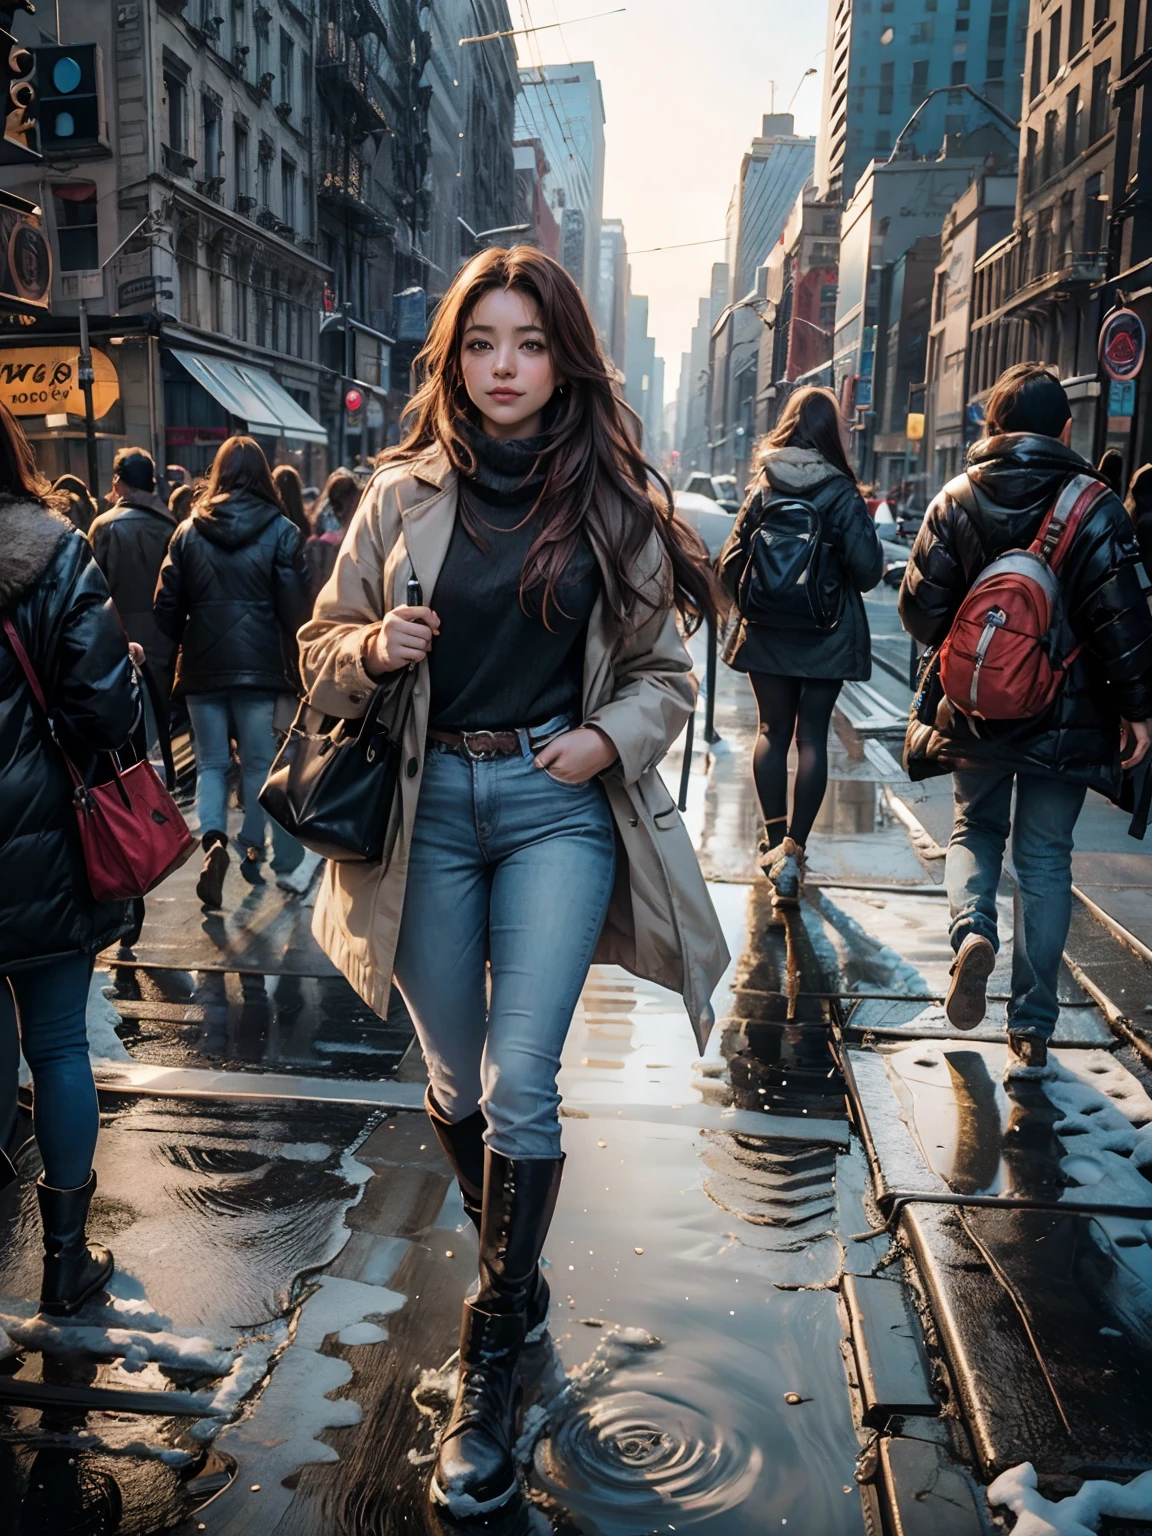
left=344, top=387, right=362, bottom=413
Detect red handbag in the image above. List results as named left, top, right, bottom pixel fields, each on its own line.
left=2, top=615, right=195, bottom=902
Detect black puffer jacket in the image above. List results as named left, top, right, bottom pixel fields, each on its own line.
left=899, top=433, right=1152, bottom=798
left=88, top=488, right=179, bottom=698
left=154, top=491, right=310, bottom=695
left=720, top=446, right=885, bottom=680
left=0, top=497, right=139, bottom=971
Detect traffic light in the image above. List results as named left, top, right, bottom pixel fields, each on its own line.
left=0, top=26, right=37, bottom=165
left=33, top=43, right=102, bottom=154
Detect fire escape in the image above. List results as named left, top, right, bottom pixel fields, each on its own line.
left=316, top=0, right=391, bottom=234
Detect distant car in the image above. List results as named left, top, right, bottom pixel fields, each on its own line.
left=674, top=489, right=737, bottom=558
left=682, top=471, right=742, bottom=515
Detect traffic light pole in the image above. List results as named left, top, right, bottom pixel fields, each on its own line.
left=77, top=299, right=99, bottom=501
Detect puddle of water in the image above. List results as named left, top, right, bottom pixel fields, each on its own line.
left=105, top=967, right=414, bottom=1080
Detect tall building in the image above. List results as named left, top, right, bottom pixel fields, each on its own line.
left=595, top=218, right=627, bottom=370
left=814, top=0, right=1028, bottom=205
left=515, top=62, right=606, bottom=307
left=731, top=114, right=817, bottom=300
left=676, top=263, right=728, bottom=478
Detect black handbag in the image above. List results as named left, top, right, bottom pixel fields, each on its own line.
left=258, top=672, right=416, bottom=863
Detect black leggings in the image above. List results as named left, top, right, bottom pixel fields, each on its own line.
left=748, top=673, right=843, bottom=849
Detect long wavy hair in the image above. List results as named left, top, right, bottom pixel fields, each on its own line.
left=761, top=386, right=857, bottom=484
left=382, top=245, right=718, bottom=632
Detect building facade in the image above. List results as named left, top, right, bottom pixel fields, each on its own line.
left=814, top=0, right=1028, bottom=205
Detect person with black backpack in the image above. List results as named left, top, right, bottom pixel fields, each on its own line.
left=899, top=364, right=1152, bottom=1074
left=719, top=386, right=884, bottom=905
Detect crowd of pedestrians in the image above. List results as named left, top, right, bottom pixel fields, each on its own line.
left=3, top=239, right=1152, bottom=1514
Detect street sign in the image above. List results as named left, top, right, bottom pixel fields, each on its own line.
left=0, top=342, right=118, bottom=415
left=344, top=387, right=362, bottom=412
left=1109, top=377, right=1136, bottom=417
left=118, top=274, right=164, bottom=307
left=1099, top=307, right=1146, bottom=381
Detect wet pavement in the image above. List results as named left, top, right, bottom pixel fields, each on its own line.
left=7, top=585, right=1152, bottom=1530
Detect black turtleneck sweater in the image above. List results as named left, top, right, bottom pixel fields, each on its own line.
left=428, top=427, right=601, bottom=731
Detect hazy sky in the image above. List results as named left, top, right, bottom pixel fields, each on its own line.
left=515, top=1, right=828, bottom=399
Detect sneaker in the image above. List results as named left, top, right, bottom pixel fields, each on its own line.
left=767, top=837, right=804, bottom=908
left=276, top=849, right=322, bottom=896
left=195, top=832, right=229, bottom=909
left=1005, top=1032, right=1051, bottom=1078
left=945, top=933, right=996, bottom=1030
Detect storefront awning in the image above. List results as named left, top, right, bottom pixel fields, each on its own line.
left=171, top=349, right=328, bottom=446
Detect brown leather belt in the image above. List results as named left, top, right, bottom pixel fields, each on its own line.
left=426, top=727, right=522, bottom=761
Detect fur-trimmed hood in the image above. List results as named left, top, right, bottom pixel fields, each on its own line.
left=758, top=445, right=848, bottom=494
left=0, top=496, right=73, bottom=609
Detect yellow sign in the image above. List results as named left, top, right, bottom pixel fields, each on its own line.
left=0, top=345, right=120, bottom=418
left=906, top=411, right=925, bottom=441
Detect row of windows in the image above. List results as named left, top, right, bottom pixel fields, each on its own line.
left=1024, top=59, right=1112, bottom=188
left=163, top=66, right=307, bottom=233
left=972, top=177, right=1107, bottom=319
left=1029, top=0, right=1111, bottom=100
left=175, top=247, right=316, bottom=355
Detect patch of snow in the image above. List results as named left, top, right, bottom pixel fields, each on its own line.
left=988, top=1460, right=1152, bottom=1534
left=88, top=967, right=132, bottom=1063
left=0, top=1306, right=234, bottom=1376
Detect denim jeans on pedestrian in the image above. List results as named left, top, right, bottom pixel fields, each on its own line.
left=947, top=768, right=1087, bottom=1043
left=186, top=689, right=302, bottom=873
left=0, top=954, right=98, bottom=1189
left=392, top=717, right=617, bottom=1160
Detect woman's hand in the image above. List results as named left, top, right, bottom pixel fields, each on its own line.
left=1122, top=718, right=1152, bottom=769
left=534, top=726, right=618, bottom=784
left=364, top=605, right=440, bottom=676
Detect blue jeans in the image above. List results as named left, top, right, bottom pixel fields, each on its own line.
left=392, top=722, right=617, bottom=1159
left=0, top=955, right=98, bottom=1189
left=947, top=768, right=1087, bottom=1042
left=186, top=689, right=302, bottom=872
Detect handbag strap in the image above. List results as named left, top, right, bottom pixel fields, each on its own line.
left=2, top=612, right=85, bottom=791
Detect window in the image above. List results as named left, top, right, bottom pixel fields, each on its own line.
left=51, top=183, right=97, bottom=270
left=1025, top=125, right=1038, bottom=192
left=956, top=13, right=969, bottom=29
left=1069, top=0, right=1084, bottom=52
left=1036, top=206, right=1053, bottom=277
left=281, top=154, right=296, bottom=226
left=164, top=68, right=186, bottom=151
left=208, top=242, right=224, bottom=332
left=1047, top=8, right=1062, bottom=79
left=1089, top=57, right=1111, bottom=141
left=1029, top=30, right=1042, bottom=99
left=201, top=96, right=221, bottom=186
left=874, top=130, right=891, bottom=151
left=989, top=13, right=1008, bottom=48
left=278, top=30, right=294, bottom=108
left=233, top=121, right=250, bottom=209
left=1042, top=108, right=1058, bottom=180
left=253, top=264, right=268, bottom=348
left=1084, top=172, right=1106, bottom=249
left=1064, top=84, right=1081, bottom=161
left=910, top=57, right=929, bottom=104
left=1093, top=0, right=1109, bottom=27
left=879, top=60, right=894, bottom=113
left=258, top=135, right=273, bottom=207
left=1059, top=189, right=1075, bottom=259
left=177, top=231, right=197, bottom=326
left=950, top=59, right=966, bottom=85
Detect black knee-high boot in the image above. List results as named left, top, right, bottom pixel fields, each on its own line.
left=424, top=1088, right=551, bottom=1337
left=430, top=1149, right=564, bottom=1517
left=37, top=1171, right=113, bottom=1317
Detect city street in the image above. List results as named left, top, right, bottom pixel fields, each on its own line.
left=3, top=583, right=1152, bottom=1533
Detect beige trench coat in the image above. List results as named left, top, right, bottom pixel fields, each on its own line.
left=297, top=445, right=730, bottom=1050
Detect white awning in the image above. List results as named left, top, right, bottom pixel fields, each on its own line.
left=171, top=349, right=328, bottom=446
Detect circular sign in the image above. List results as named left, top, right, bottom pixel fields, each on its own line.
left=8, top=221, right=51, bottom=302
left=1099, top=307, right=1146, bottom=381
left=344, top=387, right=362, bottom=412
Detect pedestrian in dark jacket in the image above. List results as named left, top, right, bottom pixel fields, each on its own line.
left=0, top=401, right=140, bottom=1317
left=271, top=462, right=312, bottom=542
left=88, top=446, right=179, bottom=700
left=53, top=473, right=97, bottom=533
left=899, top=363, right=1152, bottom=1072
left=304, top=467, right=361, bottom=602
left=719, top=386, right=884, bottom=905
left=154, top=435, right=311, bottom=905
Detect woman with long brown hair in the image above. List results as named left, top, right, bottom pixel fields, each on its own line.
left=155, top=435, right=310, bottom=906
left=298, top=246, right=727, bottom=1516
left=720, top=385, right=884, bottom=904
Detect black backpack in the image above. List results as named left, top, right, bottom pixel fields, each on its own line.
left=724, top=486, right=845, bottom=631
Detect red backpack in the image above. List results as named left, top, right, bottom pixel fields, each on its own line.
left=938, top=472, right=1108, bottom=721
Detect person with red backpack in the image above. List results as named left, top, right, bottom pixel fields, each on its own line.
left=899, top=364, right=1152, bottom=1073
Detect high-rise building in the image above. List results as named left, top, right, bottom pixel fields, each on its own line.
left=595, top=218, right=627, bottom=370
left=814, top=0, right=1028, bottom=206
left=731, top=114, right=817, bottom=300
left=515, top=62, right=606, bottom=307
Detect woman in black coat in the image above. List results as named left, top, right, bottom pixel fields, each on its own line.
left=155, top=436, right=311, bottom=907
left=0, top=403, right=140, bottom=1316
left=720, top=387, right=884, bottom=904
